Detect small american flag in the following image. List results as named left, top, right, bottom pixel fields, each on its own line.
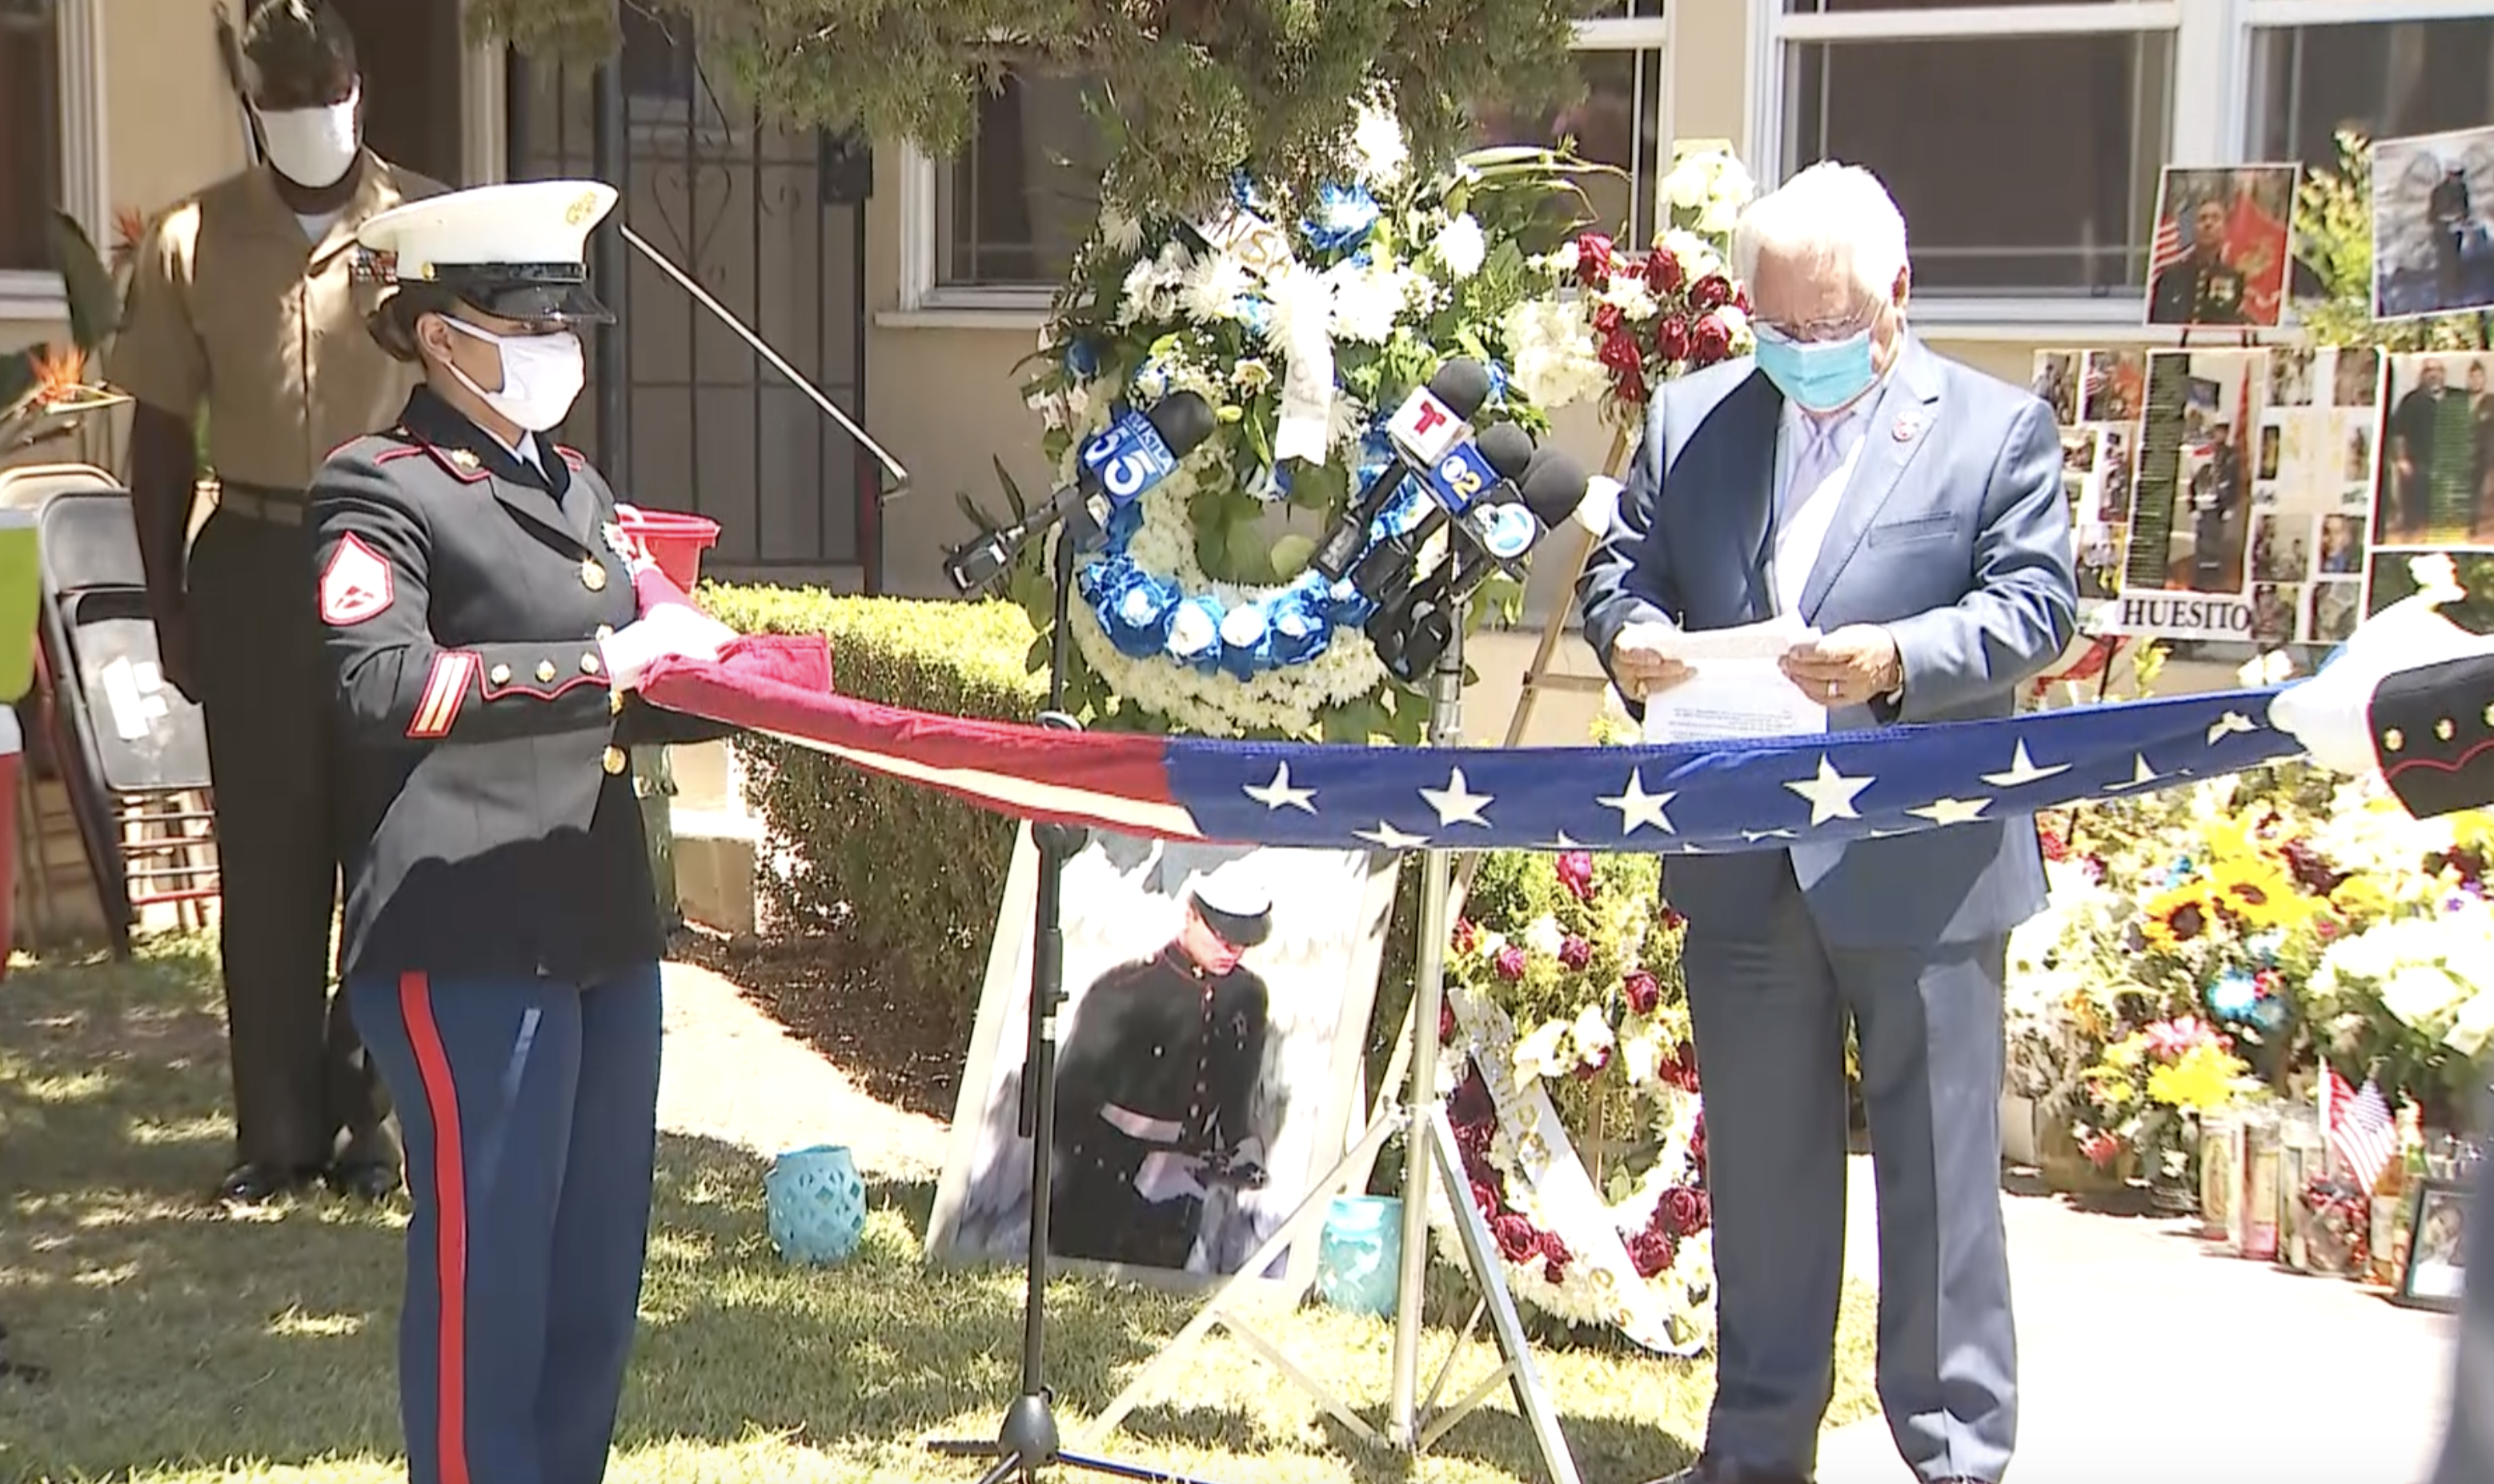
left=2151, top=213, right=2187, bottom=271
left=2327, top=1067, right=2396, bottom=1193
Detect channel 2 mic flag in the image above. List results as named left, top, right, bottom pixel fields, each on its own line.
left=1421, top=439, right=1500, bottom=515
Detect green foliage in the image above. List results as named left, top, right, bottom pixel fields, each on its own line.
left=696, top=583, right=1045, bottom=1008
left=2294, top=130, right=2491, bottom=353
left=469, top=0, right=1590, bottom=221
left=0, top=211, right=127, bottom=455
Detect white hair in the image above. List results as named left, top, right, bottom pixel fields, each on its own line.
left=1731, top=161, right=1911, bottom=307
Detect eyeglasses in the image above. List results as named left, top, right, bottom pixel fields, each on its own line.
left=1755, top=306, right=1878, bottom=345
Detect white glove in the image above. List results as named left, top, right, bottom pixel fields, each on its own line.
left=2267, top=557, right=2494, bottom=776
left=599, top=602, right=736, bottom=692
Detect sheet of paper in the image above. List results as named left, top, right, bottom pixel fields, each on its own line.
left=1647, top=615, right=1818, bottom=664
left=1642, top=658, right=1829, bottom=744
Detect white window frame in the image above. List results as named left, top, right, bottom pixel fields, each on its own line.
left=0, top=0, right=106, bottom=323
left=1750, top=0, right=2494, bottom=335
left=1750, top=0, right=2209, bottom=335
left=2231, top=0, right=2494, bottom=160
left=892, top=12, right=1674, bottom=323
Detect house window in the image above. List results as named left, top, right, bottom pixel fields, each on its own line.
left=0, top=0, right=61, bottom=275
left=936, top=70, right=1115, bottom=290
left=1766, top=1, right=2175, bottom=300
left=2246, top=15, right=2494, bottom=174
left=928, top=3, right=1674, bottom=295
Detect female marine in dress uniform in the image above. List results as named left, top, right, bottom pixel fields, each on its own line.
left=306, top=180, right=737, bottom=1484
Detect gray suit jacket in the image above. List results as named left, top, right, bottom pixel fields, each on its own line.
left=1576, top=336, right=2078, bottom=949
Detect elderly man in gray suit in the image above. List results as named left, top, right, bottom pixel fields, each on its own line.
left=1578, top=162, right=2078, bottom=1484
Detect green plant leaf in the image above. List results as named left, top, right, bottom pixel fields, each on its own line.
left=49, top=211, right=118, bottom=352
left=0, top=347, right=38, bottom=417
left=992, top=456, right=1030, bottom=520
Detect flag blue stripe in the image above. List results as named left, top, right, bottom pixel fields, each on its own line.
left=1163, top=688, right=2299, bottom=852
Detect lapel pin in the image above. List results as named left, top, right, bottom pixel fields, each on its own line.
left=451, top=448, right=481, bottom=471
left=1892, top=413, right=1923, bottom=443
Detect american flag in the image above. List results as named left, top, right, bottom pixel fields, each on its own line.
left=642, top=637, right=2301, bottom=854
left=2326, top=1066, right=2397, bottom=1193
left=2151, top=214, right=2187, bottom=273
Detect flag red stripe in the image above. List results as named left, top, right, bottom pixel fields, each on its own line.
left=640, top=638, right=1178, bottom=808
left=399, top=972, right=471, bottom=1484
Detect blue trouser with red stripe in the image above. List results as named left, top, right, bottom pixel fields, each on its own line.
left=349, top=964, right=665, bottom=1484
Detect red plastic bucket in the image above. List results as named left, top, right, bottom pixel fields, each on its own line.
left=616, top=505, right=721, bottom=591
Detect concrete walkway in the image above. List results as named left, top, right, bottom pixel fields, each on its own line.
left=1818, top=1153, right=2456, bottom=1483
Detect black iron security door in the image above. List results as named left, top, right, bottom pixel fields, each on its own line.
left=506, top=10, right=876, bottom=586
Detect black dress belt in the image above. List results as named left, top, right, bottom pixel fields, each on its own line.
left=215, top=480, right=310, bottom=526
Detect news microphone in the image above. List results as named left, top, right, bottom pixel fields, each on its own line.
left=941, top=391, right=1217, bottom=592
left=1310, top=357, right=1494, bottom=581
left=1445, top=445, right=1597, bottom=595
left=1350, top=420, right=1536, bottom=612
left=1368, top=447, right=1590, bottom=684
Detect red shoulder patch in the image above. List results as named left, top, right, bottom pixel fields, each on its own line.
left=554, top=444, right=587, bottom=471
left=319, top=533, right=395, bottom=626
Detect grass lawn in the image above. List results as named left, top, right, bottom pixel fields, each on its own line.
left=0, top=937, right=1878, bottom=1484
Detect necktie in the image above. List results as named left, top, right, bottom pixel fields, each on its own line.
left=1783, top=414, right=1847, bottom=520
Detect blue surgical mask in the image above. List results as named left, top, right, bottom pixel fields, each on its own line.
left=1754, top=324, right=1880, bottom=414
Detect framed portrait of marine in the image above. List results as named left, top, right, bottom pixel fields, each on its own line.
left=2143, top=163, right=2299, bottom=330
left=924, top=826, right=1401, bottom=1297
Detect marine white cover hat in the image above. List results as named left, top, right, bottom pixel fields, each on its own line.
left=356, top=179, right=619, bottom=324
left=1189, top=860, right=1273, bottom=945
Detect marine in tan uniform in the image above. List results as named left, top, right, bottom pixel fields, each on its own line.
left=106, top=0, right=442, bottom=1205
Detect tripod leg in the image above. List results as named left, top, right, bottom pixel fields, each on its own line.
left=1054, top=1450, right=1233, bottom=1484
left=1419, top=1107, right=1584, bottom=1484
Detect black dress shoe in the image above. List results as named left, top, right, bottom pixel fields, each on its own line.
left=215, top=1161, right=319, bottom=1205
left=1640, top=1457, right=1814, bottom=1484
left=325, top=1158, right=403, bottom=1202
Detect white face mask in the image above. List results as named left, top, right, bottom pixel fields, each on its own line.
left=255, top=86, right=362, bottom=190
left=440, top=318, right=587, bottom=433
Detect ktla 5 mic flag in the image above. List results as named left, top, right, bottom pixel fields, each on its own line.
left=640, top=637, right=2303, bottom=855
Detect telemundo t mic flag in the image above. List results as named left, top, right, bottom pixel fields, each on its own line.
left=941, top=391, right=1216, bottom=592
left=1369, top=445, right=1590, bottom=684
left=1352, top=420, right=1536, bottom=613
left=1310, top=356, right=1494, bottom=581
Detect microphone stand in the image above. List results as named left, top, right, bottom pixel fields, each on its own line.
left=926, top=521, right=1228, bottom=1484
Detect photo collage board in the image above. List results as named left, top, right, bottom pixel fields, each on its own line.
left=2031, top=345, right=2383, bottom=648
left=2362, top=351, right=2494, bottom=619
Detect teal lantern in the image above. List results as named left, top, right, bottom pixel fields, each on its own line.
left=765, top=1144, right=867, bottom=1265
left=1315, top=1195, right=1403, bottom=1318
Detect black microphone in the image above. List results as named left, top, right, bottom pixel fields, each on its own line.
left=1351, top=420, right=1536, bottom=612
left=941, top=391, right=1217, bottom=592
left=1369, top=447, right=1590, bottom=684
left=1310, top=357, right=1494, bottom=582
left=1444, top=445, right=1596, bottom=596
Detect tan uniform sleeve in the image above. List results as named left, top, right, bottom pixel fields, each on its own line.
left=105, top=207, right=208, bottom=420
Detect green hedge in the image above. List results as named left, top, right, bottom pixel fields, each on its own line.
left=698, top=585, right=1045, bottom=1007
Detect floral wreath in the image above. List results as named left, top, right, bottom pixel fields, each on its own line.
left=1017, top=107, right=1758, bottom=739
left=1433, top=983, right=1717, bottom=1351
left=1045, top=368, right=1417, bottom=737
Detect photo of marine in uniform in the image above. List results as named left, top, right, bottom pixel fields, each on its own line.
left=2373, top=126, right=2494, bottom=322
left=2144, top=165, right=2296, bottom=329
left=927, top=832, right=1395, bottom=1289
